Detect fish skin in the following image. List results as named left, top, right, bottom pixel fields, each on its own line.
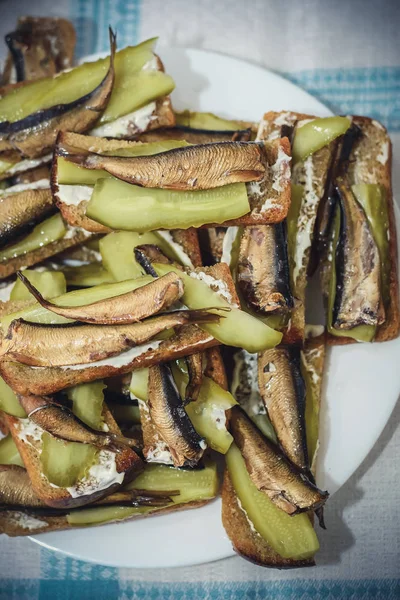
left=258, top=347, right=308, bottom=471
left=147, top=363, right=205, bottom=467
left=134, top=126, right=252, bottom=144
left=58, top=141, right=266, bottom=191
left=17, top=270, right=184, bottom=324
left=18, top=394, right=141, bottom=451
left=308, top=124, right=362, bottom=277
left=237, top=224, right=294, bottom=315
left=0, top=29, right=116, bottom=158
left=333, top=179, right=384, bottom=329
left=0, top=465, right=46, bottom=507
left=230, top=407, right=328, bottom=515
left=0, top=189, right=55, bottom=249
left=134, top=244, right=179, bottom=278
left=184, top=352, right=204, bottom=405
left=0, top=309, right=221, bottom=367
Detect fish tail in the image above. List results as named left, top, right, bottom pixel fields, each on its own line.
left=57, top=141, right=92, bottom=165
left=16, top=271, right=48, bottom=307
left=315, top=506, right=327, bottom=530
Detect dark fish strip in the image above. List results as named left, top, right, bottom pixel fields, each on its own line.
left=0, top=188, right=55, bottom=249
left=57, top=140, right=266, bottom=190
left=237, top=224, right=294, bottom=315
left=308, top=123, right=362, bottom=276
left=133, top=245, right=168, bottom=278
left=17, top=270, right=184, bottom=324
left=133, top=126, right=252, bottom=143
left=258, top=347, right=308, bottom=471
left=230, top=407, right=328, bottom=515
left=148, top=363, right=205, bottom=467
left=5, top=32, right=26, bottom=82
left=333, top=179, right=384, bottom=329
left=1, top=310, right=221, bottom=367
left=184, top=352, right=204, bottom=405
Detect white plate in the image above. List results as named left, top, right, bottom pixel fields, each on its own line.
left=30, top=47, right=400, bottom=568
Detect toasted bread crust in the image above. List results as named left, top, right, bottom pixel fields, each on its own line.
left=206, top=137, right=292, bottom=227
left=0, top=498, right=210, bottom=537
left=221, top=470, right=314, bottom=568
left=4, top=405, right=142, bottom=509
left=0, top=17, right=76, bottom=87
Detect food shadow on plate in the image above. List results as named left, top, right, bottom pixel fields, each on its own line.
left=159, top=47, right=210, bottom=113
left=317, top=392, right=400, bottom=566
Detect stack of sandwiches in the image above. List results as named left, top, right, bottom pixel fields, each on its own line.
left=0, top=17, right=397, bottom=569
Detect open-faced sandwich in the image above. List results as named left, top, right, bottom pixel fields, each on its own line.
left=0, top=17, right=398, bottom=570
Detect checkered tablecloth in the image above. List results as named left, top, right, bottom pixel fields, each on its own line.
left=0, top=1, right=399, bottom=598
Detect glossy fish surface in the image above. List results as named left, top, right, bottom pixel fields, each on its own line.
left=333, top=179, right=384, bottom=329
left=18, top=270, right=184, bottom=324
left=230, top=407, right=328, bottom=515
left=58, top=141, right=266, bottom=191
left=147, top=363, right=205, bottom=467
left=258, top=347, right=308, bottom=471
left=1, top=309, right=220, bottom=367
left=0, top=188, right=54, bottom=249
left=237, top=224, right=294, bottom=315
left=19, top=394, right=142, bottom=451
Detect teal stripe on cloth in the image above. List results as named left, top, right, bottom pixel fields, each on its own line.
left=0, top=578, right=399, bottom=600
left=284, top=67, right=400, bottom=132
left=71, top=0, right=141, bottom=56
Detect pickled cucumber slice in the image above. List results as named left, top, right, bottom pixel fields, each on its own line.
left=98, top=70, right=175, bottom=124
left=0, top=38, right=157, bottom=124
left=0, top=214, right=67, bottom=263
left=172, top=366, right=237, bottom=454
left=99, top=230, right=192, bottom=281
left=175, top=110, right=245, bottom=131
left=10, top=270, right=66, bottom=301
left=226, top=443, right=319, bottom=560
left=64, top=264, right=115, bottom=288
left=68, top=460, right=218, bottom=525
left=1, top=275, right=155, bottom=329
left=40, top=432, right=98, bottom=488
left=67, top=505, right=152, bottom=525
left=126, top=459, right=218, bottom=504
left=67, top=381, right=106, bottom=431
left=129, top=368, right=149, bottom=401
left=154, top=263, right=282, bottom=351
left=352, top=184, right=390, bottom=303
left=292, top=116, right=351, bottom=163
left=57, top=141, right=189, bottom=186
left=0, top=376, right=27, bottom=417
left=0, top=434, right=24, bottom=467
left=86, top=179, right=250, bottom=232
left=100, top=232, right=160, bottom=281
